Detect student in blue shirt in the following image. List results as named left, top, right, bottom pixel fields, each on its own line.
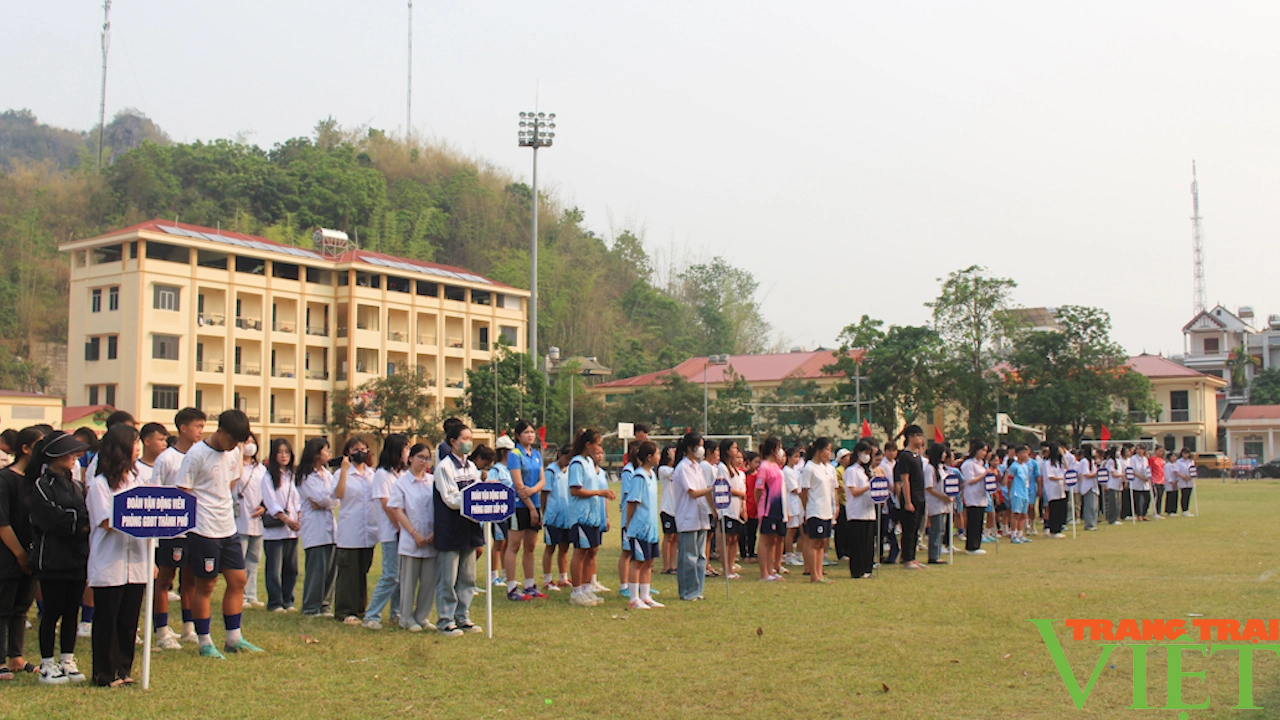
left=1004, top=445, right=1033, bottom=544
left=625, top=441, right=663, bottom=610
left=504, top=421, right=547, bottom=602
left=567, top=430, right=615, bottom=608
left=540, top=446, right=573, bottom=592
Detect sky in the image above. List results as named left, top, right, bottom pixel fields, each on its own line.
left=7, top=1, right=1280, bottom=357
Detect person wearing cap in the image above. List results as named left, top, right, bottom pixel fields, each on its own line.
left=27, top=431, right=91, bottom=684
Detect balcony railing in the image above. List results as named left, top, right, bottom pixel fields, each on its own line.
left=270, top=414, right=294, bottom=424
left=474, top=340, right=490, bottom=352
left=446, top=336, right=463, bottom=349
left=271, top=367, right=296, bottom=379
left=244, top=412, right=261, bottom=422
left=445, top=377, right=464, bottom=389
left=272, top=321, right=296, bottom=333
left=195, top=360, right=224, bottom=373
left=235, top=317, right=262, bottom=331
left=336, top=327, right=349, bottom=338
left=305, top=415, right=327, bottom=425
left=356, top=320, right=380, bottom=331
left=306, top=325, right=328, bottom=337
left=417, top=334, right=438, bottom=346
left=234, top=364, right=261, bottom=376
left=388, top=330, right=408, bottom=342
left=306, top=369, right=329, bottom=380
left=197, top=313, right=226, bottom=327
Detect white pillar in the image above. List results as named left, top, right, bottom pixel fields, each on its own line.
left=1225, top=428, right=1232, bottom=459
left=1269, top=428, right=1275, bottom=463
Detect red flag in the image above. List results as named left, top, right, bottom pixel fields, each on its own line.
left=537, top=426, right=547, bottom=450
left=860, top=419, right=873, bottom=438
left=1100, top=424, right=1110, bottom=450
left=934, top=427, right=945, bottom=444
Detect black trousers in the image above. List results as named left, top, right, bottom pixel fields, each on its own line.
left=0, top=573, right=36, bottom=660
left=333, top=547, right=374, bottom=620
left=39, top=577, right=85, bottom=658
left=91, top=583, right=144, bottom=686
left=1047, top=498, right=1068, bottom=534
left=1181, top=487, right=1193, bottom=512
left=1153, top=485, right=1165, bottom=514
left=899, top=506, right=924, bottom=563
left=833, top=513, right=852, bottom=559
left=848, top=520, right=876, bottom=577
left=1165, top=485, right=1180, bottom=514
left=738, top=519, right=757, bottom=558
left=1120, top=487, right=1133, bottom=518
left=964, top=507, right=986, bottom=551
left=1133, top=490, right=1151, bottom=518
left=880, top=508, right=899, bottom=563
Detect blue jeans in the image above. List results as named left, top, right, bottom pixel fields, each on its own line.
left=676, top=530, right=707, bottom=600
left=262, top=538, right=298, bottom=611
left=364, top=540, right=401, bottom=623
left=434, top=549, right=476, bottom=630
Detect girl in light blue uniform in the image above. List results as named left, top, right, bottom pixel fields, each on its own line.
left=567, top=430, right=615, bottom=607
left=540, top=447, right=573, bottom=592
left=625, top=441, right=663, bottom=610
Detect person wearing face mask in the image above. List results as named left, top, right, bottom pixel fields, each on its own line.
left=235, top=434, right=266, bottom=610
left=332, top=437, right=378, bottom=625
left=843, top=441, right=882, bottom=578
left=433, top=421, right=484, bottom=636
left=753, top=437, right=788, bottom=582
left=672, top=432, right=714, bottom=601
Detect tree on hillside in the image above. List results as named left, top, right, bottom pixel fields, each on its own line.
left=927, top=265, right=1018, bottom=439
left=329, top=366, right=437, bottom=440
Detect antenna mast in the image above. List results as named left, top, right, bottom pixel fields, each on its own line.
left=1191, top=160, right=1205, bottom=315
left=96, top=0, right=112, bottom=172
left=406, top=0, right=413, bottom=136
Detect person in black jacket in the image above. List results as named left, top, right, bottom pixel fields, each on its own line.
left=0, top=426, right=45, bottom=680
left=27, top=431, right=91, bottom=684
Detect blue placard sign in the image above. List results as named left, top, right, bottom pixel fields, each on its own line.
left=869, top=476, right=890, bottom=504
left=462, top=482, right=518, bottom=523
left=1189, top=465, right=1198, bottom=479
left=111, top=486, right=196, bottom=539
left=712, top=477, right=731, bottom=511
left=1097, top=468, right=1111, bottom=484
left=984, top=472, right=998, bottom=493
left=1064, top=469, right=1079, bottom=487
left=1125, top=467, right=1136, bottom=482
left=943, top=471, right=961, bottom=498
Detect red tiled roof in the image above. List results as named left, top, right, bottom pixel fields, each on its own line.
left=63, top=405, right=113, bottom=424
left=594, top=350, right=851, bottom=389
left=68, top=220, right=515, bottom=290
left=1127, top=354, right=1225, bottom=382
left=1230, top=405, right=1280, bottom=421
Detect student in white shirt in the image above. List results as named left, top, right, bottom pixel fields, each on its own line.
left=1042, top=443, right=1068, bottom=537
left=177, top=409, right=261, bottom=659
left=85, top=425, right=146, bottom=687
left=960, top=440, right=990, bottom=554
left=698, top=444, right=722, bottom=580
left=432, top=422, right=485, bottom=636
left=922, top=443, right=953, bottom=564
left=844, top=440, right=881, bottom=577
left=1075, top=446, right=1100, bottom=531
left=1173, top=448, right=1195, bottom=517
left=656, top=446, right=678, bottom=575
left=260, top=439, right=300, bottom=613
left=135, top=423, right=168, bottom=486
left=673, top=432, right=714, bottom=601
left=151, top=407, right=205, bottom=649
left=363, top=434, right=408, bottom=630
left=1130, top=444, right=1152, bottom=521
left=878, top=444, right=900, bottom=564
left=388, top=443, right=437, bottom=632
left=799, top=438, right=838, bottom=583
left=235, top=434, right=266, bottom=610
left=782, top=447, right=804, bottom=568
left=332, top=437, right=379, bottom=625
left=298, top=437, right=338, bottom=617
left=1102, top=447, right=1124, bottom=525
left=717, top=440, right=746, bottom=580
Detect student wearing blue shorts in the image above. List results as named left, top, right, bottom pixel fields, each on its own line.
left=505, top=421, right=547, bottom=601
left=625, top=441, right=663, bottom=610
left=1004, top=445, right=1033, bottom=544
left=540, top=446, right=573, bottom=592
left=567, top=430, right=615, bottom=607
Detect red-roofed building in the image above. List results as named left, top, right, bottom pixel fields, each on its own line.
left=58, top=221, right=528, bottom=447
left=1222, top=405, right=1280, bottom=464
left=1127, top=354, right=1227, bottom=453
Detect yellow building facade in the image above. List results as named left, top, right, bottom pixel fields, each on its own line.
left=61, top=221, right=528, bottom=448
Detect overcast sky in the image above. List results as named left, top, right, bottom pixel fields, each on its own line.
left=8, top=1, right=1280, bottom=357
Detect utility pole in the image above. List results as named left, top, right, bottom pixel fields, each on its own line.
left=406, top=0, right=413, bottom=135
left=96, top=1, right=112, bottom=172
left=1190, top=160, right=1206, bottom=316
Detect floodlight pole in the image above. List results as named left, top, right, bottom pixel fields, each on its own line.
left=518, top=110, right=555, bottom=421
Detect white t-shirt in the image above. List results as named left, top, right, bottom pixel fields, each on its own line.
left=260, top=471, right=299, bottom=541
left=87, top=472, right=149, bottom=587
left=1104, top=459, right=1124, bottom=491
left=800, top=460, right=837, bottom=521
left=961, top=458, right=988, bottom=508
left=879, top=457, right=898, bottom=508
left=1075, top=459, right=1098, bottom=495
left=783, top=464, right=803, bottom=519
left=176, top=441, right=240, bottom=539
left=923, top=462, right=951, bottom=517
left=1043, top=462, right=1065, bottom=501
left=844, top=464, right=875, bottom=521
left=1129, top=455, right=1151, bottom=491
left=698, top=460, right=716, bottom=518
left=371, top=467, right=401, bottom=544
left=152, top=446, right=189, bottom=537
left=135, top=459, right=155, bottom=486
left=235, top=462, right=266, bottom=537
left=388, top=470, right=436, bottom=559
left=725, top=467, right=746, bottom=522
left=658, top=465, right=676, bottom=516
left=299, top=469, right=338, bottom=549
left=672, top=458, right=710, bottom=532
left=334, top=464, right=379, bottom=549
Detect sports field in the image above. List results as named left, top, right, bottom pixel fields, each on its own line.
left=5, top=481, right=1278, bottom=719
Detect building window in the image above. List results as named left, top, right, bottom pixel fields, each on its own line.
left=272, top=261, right=299, bottom=281
left=1244, top=440, right=1264, bottom=458
left=107, top=335, right=118, bottom=360
left=443, top=285, right=465, bottom=302
left=88, top=385, right=99, bottom=405
left=91, top=288, right=102, bottom=313
left=387, top=276, right=410, bottom=293
left=306, top=267, right=332, bottom=285
left=91, top=244, right=123, bottom=265
left=195, top=388, right=203, bottom=410
left=500, top=325, right=518, bottom=346
left=85, top=336, right=100, bottom=361
left=1182, top=436, right=1197, bottom=453
left=235, top=256, right=266, bottom=275
left=355, top=272, right=381, bottom=289
left=154, top=285, right=180, bottom=312
left=108, top=286, right=119, bottom=311
left=1164, top=435, right=1176, bottom=452
left=1169, top=390, right=1189, bottom=422
left=416, top=281, right=438, bottom=297
left=471, top=290, right=491, bottom=306
left=1204, top=337, right=1220, bottom=354
left=105, top=384, right=115, bottom=407
left=144, top=241, right=189, bottom=263
left=152, top=385, right=180, bottom=410
left=152, top=334, right=180, bottom=360
left=197, top=249, right=229, bottom=270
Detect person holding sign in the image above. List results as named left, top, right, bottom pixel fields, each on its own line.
left=625, top=441, right=663, bottom=609
left=960, top=440, right=989, bottom=555
left=177, top=409, right=262, bottom=659
left=388, top=444, right=437, bottom=632
left=1129, top=445, right=1152, bottom=522
left=85, top=425, right=146, bottom=687
left=1042, top=443, right=1068, bottom=537
left=717, top=440, right=745, bottom=580
left=567, top=430, right=614, bottom=608
left=1075, top=446, right=1100, bottom=531
left=799, top=438, right=837, bottom=583
left=923, top=443, right=952, bottom=564
left=433, top=422, right=484, bottom=636
left=843, top=440, right=881, bottom=577
left=674, top=432, right=716, bottom=598
left=151, top=407, right=205, bottom=649
left=28, top=431, right=90, bottom=684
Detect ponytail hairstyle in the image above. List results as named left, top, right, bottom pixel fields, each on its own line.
left=572, top=428, right=602, bottom=459
left=8, top=426, right=45, bottom=474
left=266, top=438, right=295, bottom=490
left=925, top=442, right=946, bottom=481
left=1048, top=441, right=1063, bottom=468
left=718, top=439, right=737, bottom=469
left=804, top=437, right=832, bottom=463
left=759, top=436, right=780, bottom=462
left=297, top=437, right=330, bottom=484
left=98, top=424, right=140, bottom=491
left=676, top=431, right=703, bottom=461
left=635, top=440, right=658, bottom=467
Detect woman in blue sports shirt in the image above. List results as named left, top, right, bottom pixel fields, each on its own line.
left=625, top=441, right=663, bottom=610
left=504, top=421, right=546, bottom=601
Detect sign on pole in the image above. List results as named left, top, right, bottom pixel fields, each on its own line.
left=462, top=483, right=517, bottom=639
left=111, top=486, right=196, bottom=691
left=711, top=477, right=731, bottom=599
left=869, top=476, right=890, bottom=504
left=984, top=472, right=998, bottom=493
left=943, top=470, right=961, bottom=498
left=712, top=478, right=731, bottom=511
left=1064, top=469, right=1078, bottom=488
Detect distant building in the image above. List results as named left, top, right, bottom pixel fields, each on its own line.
left=62, top=405, right=115, bottom=435
left=1181, top=305, right=1280, bottom=406
left=1127, top=354, right=1227, bottom=453
left=1222, top=405, right=1280, bottom=464
left=0, top=390, right=64, bottom=431
left=59, top=220, right=528, bottom=448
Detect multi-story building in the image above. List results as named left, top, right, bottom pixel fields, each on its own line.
left=60, top=220, right=528, bottom=448
left=1182, top=305, right=1280, bottom=404
left=1127, top=354, right=1227, bottom=453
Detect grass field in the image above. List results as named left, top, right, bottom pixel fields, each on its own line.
left=5, top=480, right=1280, bottom=719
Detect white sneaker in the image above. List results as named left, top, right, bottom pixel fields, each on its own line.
left=246, top=600, right=265, bottom=609
left=965, top=549, right=987, bottom=555
left=1052, top=533, right=1066, bottom=539
left=542, top=582, right=561, bottom=593
left=76, top=621, right=92, bottom=638
left=156, top=628, right=182, bottom=650
left=407, top=623, right=423, bottom=632
left=590, top=581, right=611, bottom=593
left=1182, top=511, right=1195, bottom=518
left=643, top=598, right=665, bottom=608
left=362, top=619, right=382, bottom=630
left=179, top=629, right=199, bottom=644
left=628, top=599, right=650, bottom=611
left=167, top=591, right=182, bottom=602
left=569, top=592, right=595, bottom=607
left=587, top=590, right=606, bottom=606
left=59, top=656, right=86, bottom=683
left=38, top=659, right=68, bottom=685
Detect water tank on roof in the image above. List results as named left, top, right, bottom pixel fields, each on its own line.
left=313, top=227, right=350, bottom=255
left=1239, top=306, right=1255, bottom=320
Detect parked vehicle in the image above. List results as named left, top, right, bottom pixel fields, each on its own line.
left=1193, top=452, right=1230, bottom=478
left=1253, top=459, right=1280, bottom=479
